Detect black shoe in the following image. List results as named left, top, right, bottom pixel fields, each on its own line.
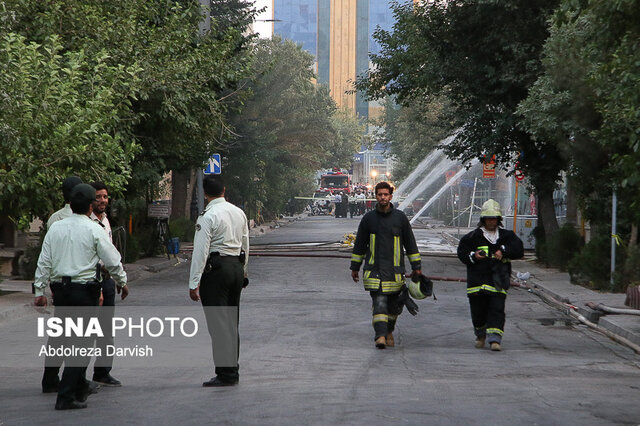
left=55, top=400, right=87, bottom=410
left=88, top=381, right=101, bottom=394
left=202, top=377, right=238, bottom=387
left=76, top=382, right=99, bottom=402
left=92, top=374, right=121, bottom=387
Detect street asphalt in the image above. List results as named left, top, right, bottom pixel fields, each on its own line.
left=0, top=214, right=639, bottom=425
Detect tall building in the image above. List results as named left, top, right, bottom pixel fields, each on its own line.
left=273, top=0, right=408, bottom=184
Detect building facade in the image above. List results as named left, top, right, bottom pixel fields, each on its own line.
left=273, top=0, right=409, bottom=185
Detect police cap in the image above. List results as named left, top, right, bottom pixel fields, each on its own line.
left=62, top=176, right=83, bottom=200
left=70, top=183, right=97, bottom=204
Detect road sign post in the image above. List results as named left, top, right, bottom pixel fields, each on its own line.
left=204, top=154, right=221, bottom=175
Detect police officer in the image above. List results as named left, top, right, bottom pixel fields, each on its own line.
left=47, top=176, right=83, bottom=228
left=34, top=184, right=127, bottom=410
left=457, top=199, right=524, bottom=351
left=189, top=175, right=249, bottom=387
left=40, top=176, right=84, bottom=394
left=350, top=181, right=422, bottom=349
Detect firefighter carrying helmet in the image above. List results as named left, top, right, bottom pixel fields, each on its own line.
left=480, top=199, right=502, bottom=218
left=408, top=274, right=433, bottom=300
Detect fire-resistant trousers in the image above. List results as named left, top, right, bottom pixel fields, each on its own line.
left=468, top=292, right=506, bottom=344
left=370, top=290, right=403, bottom=339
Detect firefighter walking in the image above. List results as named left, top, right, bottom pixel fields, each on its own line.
left=350, top=181, right=422, bottom=349
left=457, top=199, right=524, bottom=351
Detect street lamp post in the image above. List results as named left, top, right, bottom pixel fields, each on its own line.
left=371, top=170, right=378, bottom=185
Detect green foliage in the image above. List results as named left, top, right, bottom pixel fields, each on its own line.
left=372, top=96, right=459, bottom=182
left=568, top=234, right=626, bottom=292
left=124, top=233, right=141, bottom=264
left=0, top=0, right=257, bottom=222
left=18, top=235, right=45, bottom=280
left=223, top=38, right=362, bottom=220
left=519, top=0, right=640, bottom=229
left=169, top=217, right=195, bottom=243
left=357, top=0, right=564, bottom=238
left=0, top=33, right=139, bottom=225
left=537, top=224, right=583, bottom=270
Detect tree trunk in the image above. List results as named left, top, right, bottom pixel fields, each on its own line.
left=537, top=190, right=559, bottom=241
left=171, top=170, right=189, bottom=220
left=629, top=224, right=638, bottom=250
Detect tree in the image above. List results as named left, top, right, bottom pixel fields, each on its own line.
left=0, top=34, right=139, bottom=225
left=371, top=96, right=458, bottom=182
left=519, top=0, right=640, bottom=254
left=223, top=38, right=362, bottom=219
left=0, top=0, right=254, bottom=219
left=357, top=0, right=563, bottom=239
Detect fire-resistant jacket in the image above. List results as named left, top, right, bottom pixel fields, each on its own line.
left=457, top=227, right=524, bottom=296
left=350, top=204, right=421, bottom=293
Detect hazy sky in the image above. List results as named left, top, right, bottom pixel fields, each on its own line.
left=252, top=0, right=273, bottom=38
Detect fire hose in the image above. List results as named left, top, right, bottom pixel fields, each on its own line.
left=249, top=251, right=640, bottom=353
left=526, top=286, right=640, bottom=354
left=585, top=302, right=640, bottom=316
left=249, top=252, right=467, bottom=282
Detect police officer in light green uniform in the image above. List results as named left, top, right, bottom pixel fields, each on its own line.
left=189, top=174, right=249, bottom=387
left=34, top=184, right=127, bottom=410
left=46, top=176, right=83, bottom=228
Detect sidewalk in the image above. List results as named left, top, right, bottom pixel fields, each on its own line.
left=0, top=214, right=302, bottom=323
left=443, top=231, right=640, bottom=352
left=0, top=255, right=185, bottom=324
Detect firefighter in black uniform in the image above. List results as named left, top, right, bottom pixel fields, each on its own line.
left=350, top=181, right=422, bottom=349
left=457, top=199, right=524, bottom=351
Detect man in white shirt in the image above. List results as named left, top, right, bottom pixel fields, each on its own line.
left=34, top=184, right=127, bottom=410
left=189, top=175, right=249, bottom=387
left=90, top=181, right=128, bottom=387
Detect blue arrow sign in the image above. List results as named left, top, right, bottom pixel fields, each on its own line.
left=204, top=154, right=221, bottom=175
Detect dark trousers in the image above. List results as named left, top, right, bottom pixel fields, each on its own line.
left=48, top=283, right=99, bottom=404
left=42, top=280, right=114, bottom=389
left=469, top=292, right=506, bottom=343
left=199, top=257, right=244, bottom=383
left=370, top=290, right=402, bottom=339
left=94, top=278, right=115, bottom=378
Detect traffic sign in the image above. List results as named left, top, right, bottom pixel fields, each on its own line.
left=515, top=169, right=525, bottom=181
left=204, top=154, right=221, bottom=175
left=483, top=155, right=496, bottom=178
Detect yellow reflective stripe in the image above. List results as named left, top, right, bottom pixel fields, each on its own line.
left=369, top=234, right=376, bottom=264
left=381, top=282, right=404, bottom=292
left=477, top=246, right=489, bottom=253
left=467, top=284, right=507, bottom=295
left=373, top=314, right=388, bottom=323
left=351, top=253, right=364, bottom=262
left=393, top=236, right=400, bottom=266
left=408, top=253, right=421, bottom=262
left=395, top=274, right=403, bottom=283
left=486, top=328, right=503, bottom=335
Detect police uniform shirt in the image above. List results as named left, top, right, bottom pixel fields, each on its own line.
left=189, top=197, right=249, bottom=290
left=91, top=211, right=113, bottom=243
left=33, top=214, right=127, bottom=297
left=47, top=204, right=73, bottom=228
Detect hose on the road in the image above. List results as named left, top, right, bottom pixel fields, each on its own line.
left=585, top=302, right=640, bottom=316
left=524, top=286, right=640, bottom=354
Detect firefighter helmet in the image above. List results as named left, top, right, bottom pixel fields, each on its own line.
left=480, top=199, right=502, bottom=218
left=408, top=275, right=433, bottom=300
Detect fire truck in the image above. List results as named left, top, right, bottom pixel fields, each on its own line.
left=319, top=169, right=351, bottom=194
